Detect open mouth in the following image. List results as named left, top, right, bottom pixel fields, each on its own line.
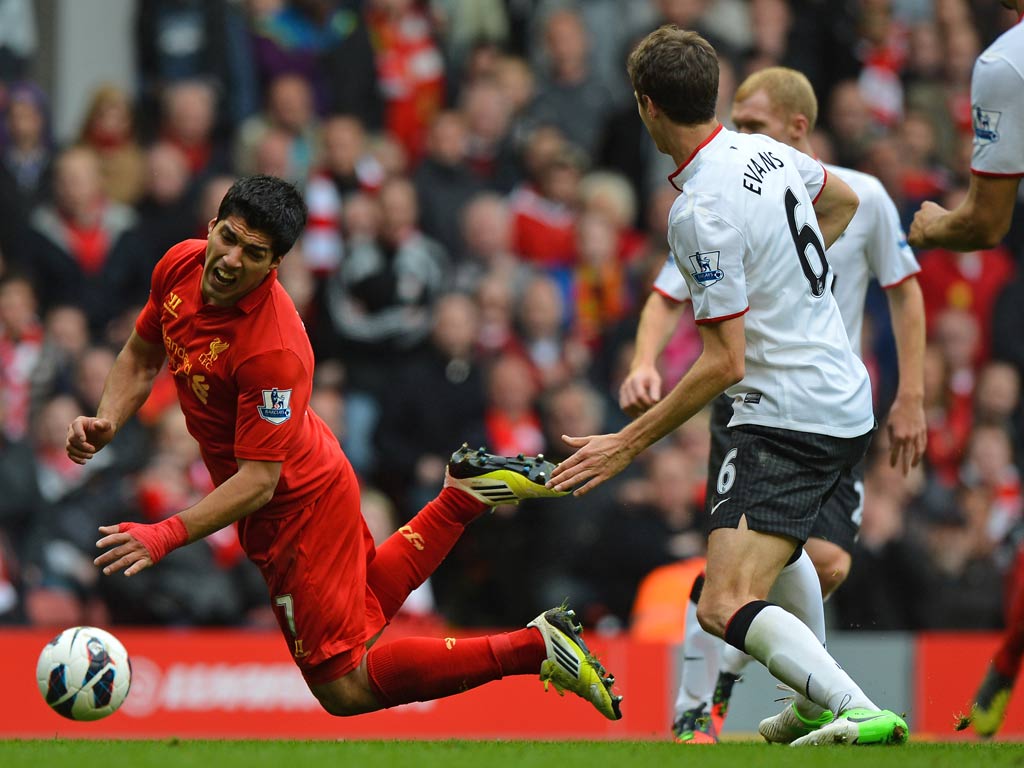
left=212, top=266, right=237, bottom=288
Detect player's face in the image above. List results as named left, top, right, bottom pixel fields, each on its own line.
left=202, top=215, right=280, bottom=307
left=731, top=90, right=791, bottom=144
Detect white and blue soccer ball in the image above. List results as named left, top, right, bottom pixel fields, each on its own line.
left=36, top=626, right=131, bottom=721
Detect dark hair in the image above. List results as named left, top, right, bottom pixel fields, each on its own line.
left=216, top=175, right=308, bottom=257
left=627, top=26, right=719, bottom=126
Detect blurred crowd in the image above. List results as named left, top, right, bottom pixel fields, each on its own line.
left=0, top=0, right=1021, bottom=636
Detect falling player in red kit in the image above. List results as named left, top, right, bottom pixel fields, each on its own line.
left=66, top=175, right=621, bottom=721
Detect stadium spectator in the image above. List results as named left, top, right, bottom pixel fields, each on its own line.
left=158, top=79, right=233, bottom=184
left=0, top=274, right=42, bottom=441
left=366, top=0, right=446, bottom=160
left=27, top=304, right=90, bottom=425
left=303, top=114, right=383, bottom=274
left=23, top=147, right=149, bottom=336
left=235, top=73, right=320, bottom=182
left=481, top=352, right=544, bottom=459
left=412, top=110, right=483, bottom=258
left=525, top=8, right=615, bottom=155
left=509, top=129, right=585, bottom=269
left=247, top=0, right=380, bottom=122
left=571, top=211, right=632, bottom=350
left=515, top=271, right=589, bottom=390
left=76, top=83, right=147, bottom=206
left=135, top=141, right=198, bottom=261
left=0, top=386, right=38, bottom=622
left=374, top=292, right=487, bottom=513
left=135, top=0, right=259, bottom=135
left=452, top=193, right=530, bottom=295
left=1, top=80, right=52, bottom=208
left=459, top=77, right=519, bottom=192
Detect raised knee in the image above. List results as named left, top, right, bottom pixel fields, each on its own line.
left=316, top=690, right=372, bottom=717
left=695, top=600, right=729, bottom=638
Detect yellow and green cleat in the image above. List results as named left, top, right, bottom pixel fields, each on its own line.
left=528, top=605, right=623, bottom=721
left=970, top=665, right=1015, bottom=739
left=444, top=444, right=568, bottom=505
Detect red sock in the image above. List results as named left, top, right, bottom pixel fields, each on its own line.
left=365, top=628, right=546, bottom=708
left=366, top=488, right=486, bottom=620
left=994, top=547, right=1024, bottom=678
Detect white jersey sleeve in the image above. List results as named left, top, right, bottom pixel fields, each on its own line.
left=668, top=207, right=748, bottom=324
left=970, top=23, right=1024, bottom=177
left=652, top=254, right=691, bottom=303
left=863, top=178, right=920, bottom=288
left=789, top=149, right=827, bottom=202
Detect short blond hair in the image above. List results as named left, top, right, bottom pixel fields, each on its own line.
left=734, top=67, right=818, bottom=131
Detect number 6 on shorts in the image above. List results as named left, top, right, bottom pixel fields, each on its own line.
left=717, top=448, right=738, bottom=495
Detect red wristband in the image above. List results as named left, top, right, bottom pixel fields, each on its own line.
left=119, top=516, right=189, bottom=564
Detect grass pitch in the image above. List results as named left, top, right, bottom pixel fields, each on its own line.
left=1, top=739, right=1022, bottom=768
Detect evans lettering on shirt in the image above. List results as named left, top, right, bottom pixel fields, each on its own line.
left=662, top=127, right=874, bottom=438
left=654, top=162, right=919, bottom=358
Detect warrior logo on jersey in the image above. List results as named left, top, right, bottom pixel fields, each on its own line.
left=973, top=106, right=1001, bottom=145
left=257, top=388, right=292, bottom=424
left=688, top=250, right=725, bottom=286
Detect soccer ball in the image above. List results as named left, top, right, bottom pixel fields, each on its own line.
left=36, top=626, right=131, bottom=721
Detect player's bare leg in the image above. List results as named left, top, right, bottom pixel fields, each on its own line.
left=804, top=537, right=852, bottom=599
left=699, top=519, right=906, bottom=745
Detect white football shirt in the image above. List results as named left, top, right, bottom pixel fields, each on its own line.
left=655, top=162, right=920, bottom=357
left=822, top=164, right=920, bottom=353
left=970, top=20, right=1024, bottom=177
left=663, top=125, right=874, bottom=437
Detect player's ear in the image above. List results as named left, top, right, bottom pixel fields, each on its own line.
left=207, top=218, right=217, bottom=235
left=790, top=113, right=810, bottom=143
left=641, top=94, right=658, bottom=118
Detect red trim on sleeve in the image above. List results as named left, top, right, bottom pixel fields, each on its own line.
left=695, top=306, right=749, bottom=325
left=812, top=165, right=828, bottom=205
left=652, top=286, right=688, bottom=305
left=880, top=270, right=921, bottom=290
left=668, top=123, right=724, bottom=191
left=970, top=168, right=1024, bottom=179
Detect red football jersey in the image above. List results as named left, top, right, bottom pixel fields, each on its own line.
left=136, top=240, right=344, bottom=514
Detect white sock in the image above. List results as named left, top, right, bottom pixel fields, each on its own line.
left=673, top=593, right=724, bottom=716
left=740, top=604, right=876, bottom=714
left=718, top=550, right=821, bottom=681
left=765, top=549, right=829, bottom=718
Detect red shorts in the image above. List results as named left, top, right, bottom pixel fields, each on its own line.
left=237, top=457, right=386, bottom=685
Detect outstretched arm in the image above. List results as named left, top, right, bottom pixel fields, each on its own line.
left=549, top=314, right=745, bottom=496
left=619, top=291, right=687, bottom=417
left=66, top=330, right=166, bottom=464
left=95, top=458, right=282, bottom=576
left=909, top=174, right=1020, bottom=251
